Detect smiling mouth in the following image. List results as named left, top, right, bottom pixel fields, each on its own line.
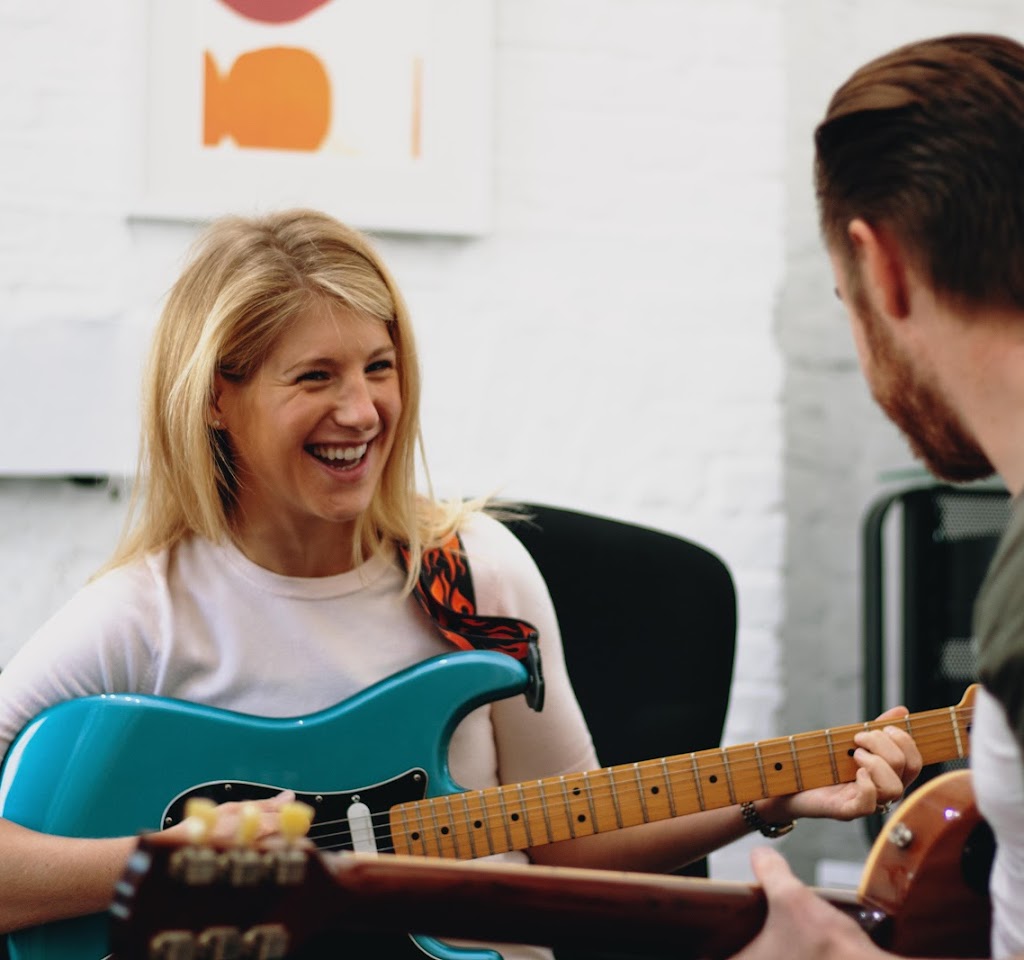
left=308, top=442, right=369, bottom=470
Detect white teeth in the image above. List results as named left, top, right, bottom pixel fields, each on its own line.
left=311, top=443, right=368, bottom=462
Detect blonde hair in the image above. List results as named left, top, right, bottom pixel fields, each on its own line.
left=106, top=209, right=474, bottom=588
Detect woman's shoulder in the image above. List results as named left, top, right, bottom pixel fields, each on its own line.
left=456, top=507, right=552, bottom=613
left=40, top=554, right=162, bottom=635
left=458, top=507, right=533, bottom=565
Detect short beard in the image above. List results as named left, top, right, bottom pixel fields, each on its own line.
left=863, top=306, right=993, bottom=483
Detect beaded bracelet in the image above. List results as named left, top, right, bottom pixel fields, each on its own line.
left=740, top=800, right=795, bottom=838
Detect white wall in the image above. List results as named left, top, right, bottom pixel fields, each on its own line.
left=1, top=0, right=1020, bottom=883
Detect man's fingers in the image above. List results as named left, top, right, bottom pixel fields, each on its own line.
left=749, top=846, right=798, bottom=892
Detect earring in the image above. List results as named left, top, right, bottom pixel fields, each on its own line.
left=211, top=419, right=223, bottom=429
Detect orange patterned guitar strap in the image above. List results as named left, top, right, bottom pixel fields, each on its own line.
left=401, top=533, right=545, bottom=711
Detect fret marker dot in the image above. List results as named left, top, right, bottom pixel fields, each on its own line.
left=511, top=812, right=520, bottom=821
left=441, top=826, right=450, bottom=835
left=774, top=762, right=783, bottom=771
left=709, top=775, right=718, bottom=784
left=651, top=786, right=660, bottom=795
left=847, top=749, right=855, bottom=757
left=577, top=814, right=587, bottom=823
left=473, top=820, right=482, bottom=829
left=411, top=832, right=420, bottom=840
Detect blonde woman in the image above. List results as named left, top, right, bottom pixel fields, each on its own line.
left=0, top=210, right=918, bottom=960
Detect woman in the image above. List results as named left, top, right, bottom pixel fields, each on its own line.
left=0, top=210, right=920, bottom=959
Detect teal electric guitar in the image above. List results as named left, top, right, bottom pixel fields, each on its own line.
left=0, top=651, right=977, bottom=960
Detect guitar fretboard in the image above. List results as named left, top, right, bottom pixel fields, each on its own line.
left=390, top=694, right=973, bottom=859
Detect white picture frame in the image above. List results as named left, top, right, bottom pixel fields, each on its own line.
left=136, top=0, right=494, bottom=235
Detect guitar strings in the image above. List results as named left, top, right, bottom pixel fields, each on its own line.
left=292, top=705, right=974, bottom=857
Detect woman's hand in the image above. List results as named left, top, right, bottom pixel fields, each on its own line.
left=161, top=790, right=300, bottom=845
left=760, top=706, right=922, bottom=823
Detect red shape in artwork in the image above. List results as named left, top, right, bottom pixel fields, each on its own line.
left=216, top=0, right=332, bottom=25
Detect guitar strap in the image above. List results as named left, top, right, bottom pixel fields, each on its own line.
left=402, top=533, right=545, bottom=711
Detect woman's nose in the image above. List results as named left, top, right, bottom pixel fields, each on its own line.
left=330, top=378, right=378, bottom=431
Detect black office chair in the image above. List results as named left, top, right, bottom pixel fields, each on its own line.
left=505, top=504, right=734, bottom=796
left=501, top=504, right=737, bottom=960
left=862, top=482, right=1010, bottom=841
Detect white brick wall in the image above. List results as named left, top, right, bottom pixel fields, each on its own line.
left=1, top=0, right=1021, bottom=885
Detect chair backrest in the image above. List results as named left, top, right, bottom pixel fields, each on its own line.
left=501, top=503, right=737, bottom=883
left=862, top=482, right=1010, bottom=841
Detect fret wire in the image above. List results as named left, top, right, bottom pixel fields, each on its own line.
left=660, top=757, right=677, bottom=818
left=825, top=729, right=839, bottom=783
left=789, top=735, right=803, bottom=791
left=427, top=797, right=445, bottom=856
left=478, top=789, right=496, bottom=855
left=394, top=804, right=411, bottom=854
left=720, top=747, right=736, bottom=805
left=632, top=763, right=649, bottom=822
left=558, top=775, right=577, bottom=839
left=754, top=741, right=768, bottom=797
left=582, top=770, right=599, bottom=832
left=515, top=783, right=534, bottom=847
left=496, top=784, right=515, bottom=852
left=950, top=705, right=966, bottom=758
left=538, top=779, right=555, bottom=843
left=442, top=794, right=461, bottom=858
left=609, top=768, right=624, bottom=829
left=413, top=798, right=430, bottom=855
left=690, top=754, right=706, bottom=811
left=460, top=792, right=478, bottom=859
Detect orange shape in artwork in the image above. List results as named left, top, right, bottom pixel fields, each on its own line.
left=204, top=48, right=331, bottom=151
left=216, top=0, right=333, bottom=24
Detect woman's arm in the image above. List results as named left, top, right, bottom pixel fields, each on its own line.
left=0, top=790, right=299, bottom=934
left=0, top=819, right=135, bottom=933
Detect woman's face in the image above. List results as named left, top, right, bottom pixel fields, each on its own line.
left=215, top=301, right=402, bottom=568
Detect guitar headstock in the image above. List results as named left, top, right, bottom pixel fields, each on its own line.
left=109, top=800, right=329, bottom=960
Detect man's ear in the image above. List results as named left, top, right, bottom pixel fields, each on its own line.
left=848, top=219, right=910, bottom=320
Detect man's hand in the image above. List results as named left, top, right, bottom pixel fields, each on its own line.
left=727, top=847, right=892, bottom=960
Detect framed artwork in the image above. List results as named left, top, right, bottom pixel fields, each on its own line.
left=137, top=0, right=494, bottom=234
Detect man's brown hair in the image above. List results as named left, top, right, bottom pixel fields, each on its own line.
left=815, top=33, right=1024, bottom=311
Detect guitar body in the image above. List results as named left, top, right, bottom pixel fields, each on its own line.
left=0, top=650, right=529, bottom=960
left=860, top=769, right=993, bottom=958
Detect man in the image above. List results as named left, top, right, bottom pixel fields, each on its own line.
left=729, top=33, right=1024, bottom=960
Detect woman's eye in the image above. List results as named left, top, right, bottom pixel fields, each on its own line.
left=297, top=370, right=329, bottom=382
left=367, top=358, right=395, bottom=374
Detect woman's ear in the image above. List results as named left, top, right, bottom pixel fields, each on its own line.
left=848, top=219, right=911, bottom=320
left=210, top=373, right=226, bottom=429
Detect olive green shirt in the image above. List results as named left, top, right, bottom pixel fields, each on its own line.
left=974, top=494, right=1024, bottom=752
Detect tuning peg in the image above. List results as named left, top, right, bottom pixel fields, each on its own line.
left=236, top=803, right=262, bottom=847
left=279, top=801, right=315, bottom=843
left=182, top=797, right=218, bottom=844
left=171, top=798, right=220, bottom=885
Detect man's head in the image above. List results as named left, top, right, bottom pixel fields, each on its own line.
left=814, top=34, right=1024, bottom=481
left=816, top=33, right=1024, bottom=313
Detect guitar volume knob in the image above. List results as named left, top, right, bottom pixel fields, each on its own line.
left=888, top=822, right=913, bottom=849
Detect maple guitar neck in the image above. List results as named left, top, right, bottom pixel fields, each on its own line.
left=390, top=687, right=976, bottom=859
